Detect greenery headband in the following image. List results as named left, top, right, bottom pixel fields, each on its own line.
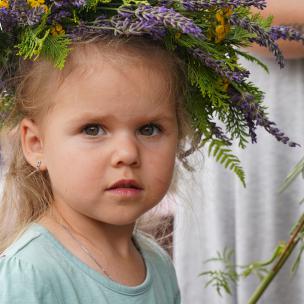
left=0, top=0, right=303, bottom=185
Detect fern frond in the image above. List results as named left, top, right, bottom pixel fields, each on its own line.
left=208, top=139, right=246, bottom=187
left=188, top=63, right=229, bottom=111
left=235, top=49, right=269, bottom=73
left=41, top=34, right=71, bottom=69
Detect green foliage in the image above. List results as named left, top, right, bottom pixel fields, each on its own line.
left=251, top=13, right=273, bottom=30
left=199, top=248, right=239, bottom=296
left=226, top=25, right=255, bottom=47
left=208, top=139, right=246, bottom=186
left=17, top=28, right=50, bottom=61
left=16, top=11, right=50, bottom=61
left=291, top=239, right=304, bottom=273
left=184, top=87, right=213, bottom=141
left=41, top=34, right=71, bottom=69
left=201, top=243, right=286, bottom=297
left=122, top=0, right=149, bottom=6
left=85, top=0, right=114, bottom=9
left=1, top=0, right=297, bottom=188
left=279, top=156, right=304, bottom=195
left=187, top=62, right=230, bottom=112
left=234, top=49, right=269, bottom=73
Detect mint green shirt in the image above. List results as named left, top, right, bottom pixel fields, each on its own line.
left=0, top=224, right=180, bottom=304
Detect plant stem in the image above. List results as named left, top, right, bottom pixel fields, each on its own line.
left=247, top=214, right=304, bottom=304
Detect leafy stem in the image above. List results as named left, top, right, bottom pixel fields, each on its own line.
left=248, top=214, right=304, bottom=303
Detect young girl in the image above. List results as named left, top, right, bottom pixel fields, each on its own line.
left=0, top=38, right=187, bottom=303
left=0, top=1, right=301, bottom=303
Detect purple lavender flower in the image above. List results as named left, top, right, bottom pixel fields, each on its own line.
left=51, top=10, right=71, bottom=23
left=112, top=12, right=167, bottom=39
left=67, top=18, right=113, bottom=41
left=269, top=25, right=304, bottom=43
left=135, top=5, right=204, bottom=38
left=70, top=0, right=86, bottom=7
left=210, top=122, right=232, bottom=144
left=182, top=0, right=266, bottom=11
left=0, top=8, right=17, bottom=31
left=51, top=0, right=86, bottom=8
left=157, top=0, right=175, bottom=7
left=191, top=48, right=249, bottom=83
left=230, top=14, right=285, bottom=68
left=227, top=87, right=299, bottom=147
left=26, top=7, right=46, bottom=26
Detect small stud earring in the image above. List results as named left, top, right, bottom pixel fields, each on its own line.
left=36, top=160, right=42, bottom=171
left=27, top=160, right=42, bottom=178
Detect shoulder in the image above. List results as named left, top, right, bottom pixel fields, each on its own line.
left=0, top=224, right=61, bottom=303
left=135, top=232, right=181, bottom=303
left=1, top=223, right=58, bottom=271
left=135, top=231, right=177, bottom=282
left=135, top=232, right=173, bottom=266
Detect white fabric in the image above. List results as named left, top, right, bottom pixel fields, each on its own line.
left=174, top=57, right=304, bottom=303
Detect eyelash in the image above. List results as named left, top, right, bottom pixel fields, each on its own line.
left=81, top=123, right=163, bottom=137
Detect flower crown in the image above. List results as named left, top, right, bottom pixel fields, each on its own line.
left=0, top=0, right=303, bottom=185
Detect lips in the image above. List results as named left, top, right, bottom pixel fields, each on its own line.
left=107, top=179, right=143, bottom=190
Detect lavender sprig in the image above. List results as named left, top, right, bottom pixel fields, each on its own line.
left=51, top=0, right=86, bottom=8
left=230, top=14, right=285, bottom=68
left=67, top=17, right=114, bottom=40
left=0, top=0, right=45, bottom=28
left=227, top=87, right=299, bottom=147
left=0, top=8, right=17, bottom=31
left=269, top=25, right=304, bottom=43
left=135, top=5, right=204, bottom=38
left=191, top=48, right=250, bottom=83
left=210, top=122, right=232, bottom=144
left=112, top=11, right=167, bottom=39
left=181, top=0, right=266, bottom=11
left=112, top=5, right=204, bottom=39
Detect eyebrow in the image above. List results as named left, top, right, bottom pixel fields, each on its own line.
left=68, top=112, right=176, bottom=125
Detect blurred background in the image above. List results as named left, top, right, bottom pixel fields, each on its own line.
left=173, top=1, right=304, bottom=303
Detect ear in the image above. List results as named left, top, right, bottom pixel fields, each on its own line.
left=20, top=118, right=46, bottom=171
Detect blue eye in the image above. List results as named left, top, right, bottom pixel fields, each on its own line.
left=139, top=124, right=162, bottom=136
left=82, top=124, right=105, bottom=136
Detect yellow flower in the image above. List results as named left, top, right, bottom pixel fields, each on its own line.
left=215, top=11, right=225, bottom=26
left=175, top=32, right=181, bottom=39
left=214, top=8, right=232, bottom=43
left=215, top=25, right=226, bottom=43
left=0, top=0, right=9, bottom=9
left=224, top=7, right=233, bottom=17
left=50, top=24, right=65, bottom=36
left=41, top=4, right=48, bottom=12
left=223, top=79, right=229, bottom=91
left=27, top=0, right=45, bottom=8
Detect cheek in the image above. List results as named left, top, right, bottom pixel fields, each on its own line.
left=145, top=141, right=177, bottom=192
left=45, top=142, right=101, bottom=192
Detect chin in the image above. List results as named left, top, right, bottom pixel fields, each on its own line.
left=104, top=212, right=146, bottom=227
left=92, top=214, right=136, bottom=227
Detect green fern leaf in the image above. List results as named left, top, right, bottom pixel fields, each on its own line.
left=235, top=49, right=269, bottom=73
left=208, top=140, right=246, bottom=187
left=41, top=34, right=71, bottom=69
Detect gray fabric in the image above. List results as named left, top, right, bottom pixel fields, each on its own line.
left=174, top=57, right=304, bottom=303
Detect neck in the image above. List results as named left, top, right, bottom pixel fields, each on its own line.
left=44, top=205, right=137, bottom=258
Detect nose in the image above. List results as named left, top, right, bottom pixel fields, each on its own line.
left=110, top=134, right=140, bottom=168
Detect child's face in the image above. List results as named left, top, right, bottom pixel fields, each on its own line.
left=39, top=52, right=178, bottom=227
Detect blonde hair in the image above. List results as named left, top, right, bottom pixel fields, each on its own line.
left=0, top=37, right=193, bottom=253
